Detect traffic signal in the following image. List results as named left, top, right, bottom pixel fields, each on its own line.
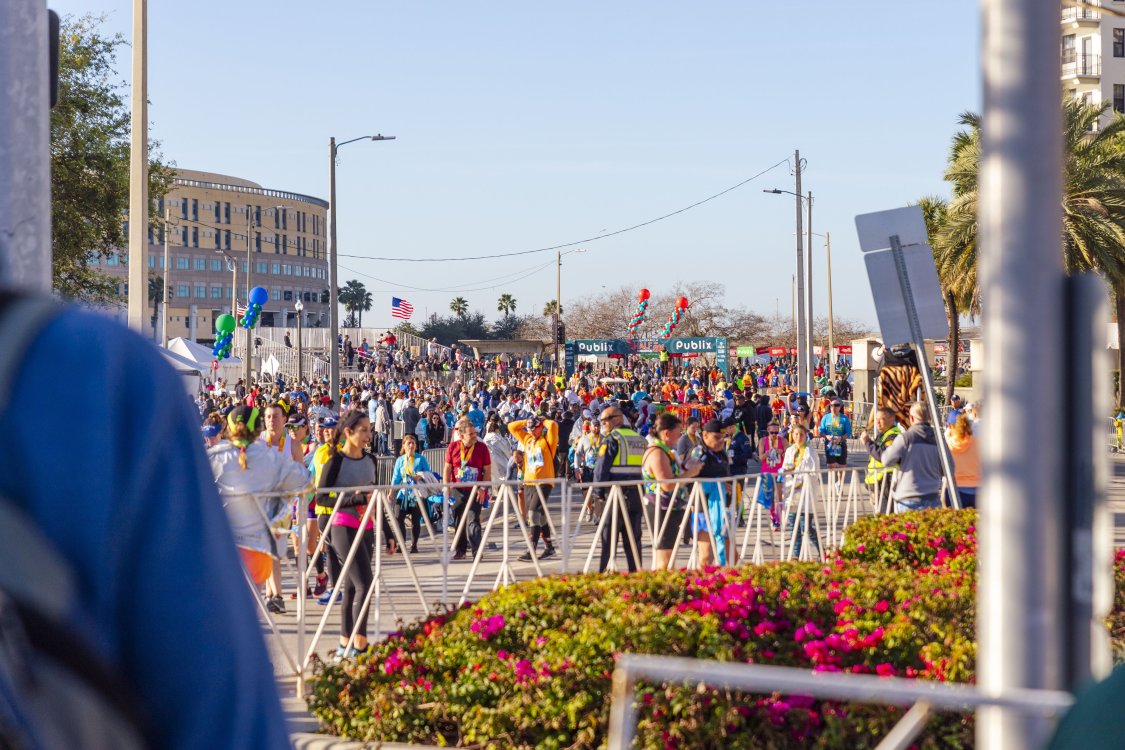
left=555, top=321, right=565, bottom=344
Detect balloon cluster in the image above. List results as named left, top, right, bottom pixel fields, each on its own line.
left=661, top=296, right=690, bottom=338
left=212, top=313, right=236, bottom=362
left=241, top=286, right=269, bottom=329
left=627, top=288, right=651, bottom=338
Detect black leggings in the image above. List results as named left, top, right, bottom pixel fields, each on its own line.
left=316, top=514, right=339, bottom=583
left=397, top=502, right=423, bottom=545
left=328, top=525, right=374, bottom=640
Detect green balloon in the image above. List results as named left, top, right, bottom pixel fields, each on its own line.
left=215, top=313, right=236, bottom=334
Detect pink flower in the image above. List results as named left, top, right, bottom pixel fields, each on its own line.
left=875, top=663, right=898, bottom=677
left=856, top=544, right=866, bottom=553
left=874, top=600, right=890, bottom=613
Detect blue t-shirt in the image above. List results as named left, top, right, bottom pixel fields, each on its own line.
left=0, top=307, right=290, bottom=750
left=467, top=408, right=486, bottom=433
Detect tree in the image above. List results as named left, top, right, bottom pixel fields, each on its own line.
left=338, top=279, right=368, bottom=324
left=51, top=14, right=174, bottom=302
left=450, top=297, right=469, bottom=319
left=497, top=293, right=517, bottom=317
left=343, top=312, right=359, bottom=328
left=937, top=100, right=1125, bottom=404
left=542, top=300, right=562, bottom=317
left=147, top=273, right=168, bottom=341
left=917, top=195, right=968, bottom=400
left=357, top=289, right=373, bottom=327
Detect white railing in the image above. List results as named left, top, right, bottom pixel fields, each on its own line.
left=604, top=655, right=1072, bottom=750
left=225, top=464, right=912, bottom=694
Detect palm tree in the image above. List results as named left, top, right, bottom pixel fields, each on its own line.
left=450, top=296, right=469, bottom=319
left=917, top=195, right=973, bottom=401
left=147, top=273, right=167, bottom=341
left=938, top=99, right=1125, bottom=404
left=543, top=300, right=562, bottom=317
left=357, top=289, right=373, bottom=327
left=497, top=293, right=517, bottom=317
left=338, top=279, right=367, bottom=325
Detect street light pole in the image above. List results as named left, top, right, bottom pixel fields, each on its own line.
left=328, top=134, right=395, bottom=407
left=127, top=0, right=148, bottom=333
left=555, top=249, right=562, bottom=372
left=805, top=191, right=814, bottom=389
left=825, top=232, right=835, bottom=371
left=161, top=204, right=170, bottom=347
left=295, top=299, right=304, bottom=384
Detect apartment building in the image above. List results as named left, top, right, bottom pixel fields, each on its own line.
left=1063, top=0, right=1125, bottom=117
left=96, top=169, right=330, bottom=342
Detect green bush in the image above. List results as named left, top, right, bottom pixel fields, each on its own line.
left=309, top=518, right=979, bottom=748
left=308, top=509, right=1120, bottom=748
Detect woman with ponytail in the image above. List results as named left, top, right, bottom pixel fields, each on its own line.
left=208, top=405, right=310, bottom=613
left=317, top=409, right=378, bottom=658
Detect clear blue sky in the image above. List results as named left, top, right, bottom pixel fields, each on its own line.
left=53, top=0, right=980, bottom=330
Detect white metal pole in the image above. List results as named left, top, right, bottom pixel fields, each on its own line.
left=806, top=191, right=814, bottom=391
left=127, top=0, right=148, bottom=332
left=0, top=0, right=50, bottom=291
left=328, top=138, right=340, bottom=406
left=161, top=205, right=170, bottom=347
left=793, top=151, right=807, bottom=395
left=977, top=0, right=1064, bottom=746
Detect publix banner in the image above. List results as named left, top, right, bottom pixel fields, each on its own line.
left=664, top=337, right=728, bottom=377
left=565, top=337, right=729, bottom=377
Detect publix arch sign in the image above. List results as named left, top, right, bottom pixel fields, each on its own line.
left=565, top=337, right=729, bottom=377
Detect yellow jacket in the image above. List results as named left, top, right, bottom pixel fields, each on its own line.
left=508, top=419, right=559, bottom=481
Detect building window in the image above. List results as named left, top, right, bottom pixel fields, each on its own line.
left=271, top=262, right=281, bottom=274
left=273, top=210, right=279, bottom=230
left=191, top=199, right=198, bottom=222
left=255, top=232, right=262, bottom=252
left=181, top=199, right=188, bottom=220
left=255, top=206, right=261, bottom=227
left=176, top=257, right=189, bottom=270
left=224, top=287, right=232, bottom=299
left=271, top=288, right=281, bottom=301
left=210, top=287, right=222, bottom=299
left=106, top=254, right=119, bottom=267
left=257, top=261, right=268, bottom=274
left=224, top=202, right=231, bottom=224
left=194, top=285, right=206, bottom=298
left=210, top=259, right=223, bottom=272
left=281, top=235, right=288, bottom=255
left=177, top=285, right=189, bottom=298
left=283, top=264, right=292, bottom=276
left=214, top=202, right=221, bottom=223
left=193, top=258, right=206, bottom=271
left=281, top=209, right=287, bottom=230
left=214, top=230, right=221, bottom=249
left=182, top=227, right=189, bottom=246
left=148, top=255, right=155, bottom=269
left=1116, top=84, right=1125, bottom=112
left=283, top=290, right=293, bottom=301
left=191, top=227, right=199, bottom=247
left=1115, top=29, right=1124, bottom=58
left=241, top=261, right=248, bottom=273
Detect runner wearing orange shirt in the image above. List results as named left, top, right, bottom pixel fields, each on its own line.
left=509, top=416, right=560, bottom=560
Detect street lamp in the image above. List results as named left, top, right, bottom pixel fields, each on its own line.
left=328, top=134, right=395, bottom=406
left=294, top=298, right=304, bottom=385
left=765, top=187, right=814, bottom=394
left=244, top=204, right=285, bottom=388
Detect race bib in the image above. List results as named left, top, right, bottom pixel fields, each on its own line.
left=457, top=465, right=480, bottom=483
left=528, top=448, right=545, bottom=469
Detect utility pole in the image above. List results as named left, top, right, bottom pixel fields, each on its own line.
left=127, top=0, right=148, bottom=332
left=328, top=137, right=340, bottom=406
left=825, top=231, right=834, bottom=371
left=161, top=204, right=169, bottom=347
left=555, top=249, right=562, bottom=372
left=978, top=0, right=1065, bottom=746
left=793, top=150, right=807, bottom=395
left=806, top=190, right=814, bottom=389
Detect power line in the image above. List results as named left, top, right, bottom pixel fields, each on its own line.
left=339, top=258, right=557, bottom=294
left=338, top=157, right=790, bottom=262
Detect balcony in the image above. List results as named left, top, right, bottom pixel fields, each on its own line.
left=1062, top=7, right=1100, bottom=24
left=1062, top=53, right=1101, bottom=79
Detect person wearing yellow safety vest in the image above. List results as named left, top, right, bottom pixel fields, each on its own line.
left=659, top=348, right=670, bottom=376
left=592, top=406, right=648, bottom=572
left=860, top=407, right=902, bottom=512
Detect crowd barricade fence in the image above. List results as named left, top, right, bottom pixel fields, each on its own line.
left=222, top=464, right=919, bottom=694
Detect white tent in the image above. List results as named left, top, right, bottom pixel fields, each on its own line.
left=159, top=346, right=205, bottom=395
left=167, top=337, right=243, bottom=383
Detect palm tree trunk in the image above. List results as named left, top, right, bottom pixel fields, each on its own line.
left=358, top=309, right=363, bottom=328
left=945, top=290, right=960, bottom=403
left=1116, top=280, right=1125, bottom=408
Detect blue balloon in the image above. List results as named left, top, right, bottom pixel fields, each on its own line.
left=249, top=286, right=269, bottom=306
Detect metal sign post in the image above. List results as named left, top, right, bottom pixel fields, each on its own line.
left=855, top=206, right=959, bottom=509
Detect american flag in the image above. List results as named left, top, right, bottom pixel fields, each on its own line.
left=391, top=297, right=414, bottom=320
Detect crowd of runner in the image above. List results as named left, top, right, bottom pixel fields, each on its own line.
left=195, top=337, right=983, bottom=658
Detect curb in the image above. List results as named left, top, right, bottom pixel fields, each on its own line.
left=291, top=734, right=445, bottom=750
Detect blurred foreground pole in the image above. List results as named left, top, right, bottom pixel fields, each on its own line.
left=127, top=0, right=148, bottom=333
left=0, top=0, right=51, bottom=291
left=977, top=0, right=1065, bottom=747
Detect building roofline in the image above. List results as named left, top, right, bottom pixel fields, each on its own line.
left=172, top=176, right=329, bottom=210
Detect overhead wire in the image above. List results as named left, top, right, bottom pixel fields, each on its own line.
left=338, top=156, right=791, bottom=262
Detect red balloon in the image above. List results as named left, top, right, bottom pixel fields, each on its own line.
left=676, top=296, right=690, bottom=310
left=638, top=288, right=651, bottom=302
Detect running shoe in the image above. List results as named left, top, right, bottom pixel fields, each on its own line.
left=313, top=573, right=328, bottom=597
left=317, top=587, right=342, bottom=605
left=518, top=550, right=536, bottom=562
left=539, top=546, right=556, bottom=560
left=266, top=595, right=286, bottom=614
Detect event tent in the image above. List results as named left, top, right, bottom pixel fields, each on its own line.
left=159, top=346, right=205, bottom=395
left=167, top=337, right=243, bottom=383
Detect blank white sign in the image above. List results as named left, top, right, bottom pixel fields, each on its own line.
left=863, top=245, right=948, bottom=346
left=855, top=206, right=930, bottom=253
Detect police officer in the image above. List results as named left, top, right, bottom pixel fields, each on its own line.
left=592, top=405, right=647, bottom=572
left=860, top=407, right=902, bottom=513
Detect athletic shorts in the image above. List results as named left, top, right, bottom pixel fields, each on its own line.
left=824, top=442, right=848, bottom=466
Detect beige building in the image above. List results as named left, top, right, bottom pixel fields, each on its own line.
left=96, top=168, right=330, bottom=342
left=1062, top=0, right=1125, bottom=122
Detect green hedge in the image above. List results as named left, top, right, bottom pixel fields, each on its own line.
left=309, top=510, right=990, bottom=748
